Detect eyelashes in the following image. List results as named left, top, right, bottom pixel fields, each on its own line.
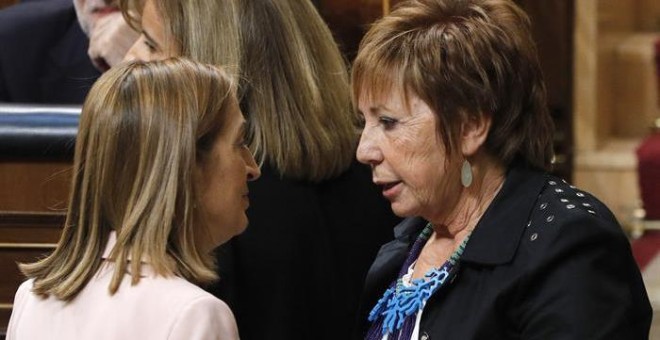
left=378, top=116, right=398, bottom=130
left=144, top=39, right=157, bottom=53
left=357, top=113, right=400, bottom=132
left=236, top=130, right=248, bottom=147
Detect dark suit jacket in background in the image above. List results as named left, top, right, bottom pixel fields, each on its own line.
left=209, top=161, right=401, bottom=340
left=0, top=0, right=100, bottom=104
left=357, top=165, right=652, bottom=339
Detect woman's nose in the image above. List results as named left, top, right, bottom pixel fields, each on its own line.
left=245, top=150, right=261, bottom=181
left=123, top=42, right=139, bottom=62
left=356, top=128, right=382, bottom=166
left=123, top=39, right=145, bottom=62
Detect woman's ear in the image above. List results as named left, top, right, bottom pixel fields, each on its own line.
left=460, top=112, right=492, bottom=157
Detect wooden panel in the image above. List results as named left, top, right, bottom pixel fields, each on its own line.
left=574, top=0, right=660, bottom=224
left=574, top=0, right=599, bottom=152
left=636, top=0, right=660, bottom=31
left=613, top=33, right=660, bottom=137
left=515, top=0, right=575, bottom=180
left=0, top=159, right=69, bottom=336
left=516, top=0, right=574, bottom=112
left=0, top=247, right=57, bottom=305
left=574, top=167, right=639, bottom=227
left=0, top=211, right=63, bottom=337
left=0, top=0, right=18, bottom=10
left=0, top=305, right=8, bottom=340
left=0, top=161, right=72, bottom=212
left=315, top=0, right=405, bottom=60
left=0, top=214, right=62, bottom=293
left=316, top=0, right=383, bottom=60
left=598, top=0, right=636, bottom=33
left=0, top=212, right=64, bottom=243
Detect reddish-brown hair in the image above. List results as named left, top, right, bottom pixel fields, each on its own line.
left=352, top=0, right=554, bottom=170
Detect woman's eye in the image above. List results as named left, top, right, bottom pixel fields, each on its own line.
left=378, top=116, right=398, bottom=130
left=144, top=39, right=157, bottom=53
left=236, top=134, right=248, bottom=147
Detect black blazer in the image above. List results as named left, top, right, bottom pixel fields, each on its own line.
left=0, top=0, right=100, bottom=104
left=357, top=165, right=652, bottom=339
left=209, top=161, right=401, bottom=340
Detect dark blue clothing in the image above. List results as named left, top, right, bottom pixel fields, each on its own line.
left=0, top=0, right=100, bottom=104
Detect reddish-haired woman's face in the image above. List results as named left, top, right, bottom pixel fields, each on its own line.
left=123, top=0, right=173, bottom=62
left=356, top=89, right=461, bottom=222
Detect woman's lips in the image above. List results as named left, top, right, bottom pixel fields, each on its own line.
left=381, top=181, right=402, bottom=200
left=242, top=193, right=250, bottom=208
left=91, top=6, right=119, bottom=15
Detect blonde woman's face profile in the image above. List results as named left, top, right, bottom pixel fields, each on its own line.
left=124, top=0, right=173, bottom=62
left=196, top=102, right=261, bottom=251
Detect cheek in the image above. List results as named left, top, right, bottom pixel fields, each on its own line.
left=199, top=177, right=231, bottom=230
left=125, top=42, right=145, bottom=62
left=396, top=135, right=449, bottom=196
left=150, top=52, right=169, bottom=62
left=390, top=132, right=441, bottom=175
left=206, top=158, right=242, bottom=208
left=73, top=0, right=86, bottom=11
left=137, top=47, right=163, bottom=62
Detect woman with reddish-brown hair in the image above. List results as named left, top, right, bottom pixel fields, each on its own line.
left=352, top=0, right=652, bottom=339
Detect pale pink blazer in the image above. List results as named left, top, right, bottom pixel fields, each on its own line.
left=7, top=233, right=239, bottom=340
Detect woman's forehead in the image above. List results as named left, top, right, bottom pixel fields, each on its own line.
left=358, top=82, right=420, bottom=111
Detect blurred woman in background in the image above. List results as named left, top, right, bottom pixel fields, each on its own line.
left=120, top=0, right=399, bottom=338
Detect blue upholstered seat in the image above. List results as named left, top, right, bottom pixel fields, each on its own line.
left=0, top=104, right=80, bottom=159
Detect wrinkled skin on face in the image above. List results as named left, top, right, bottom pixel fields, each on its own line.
left=356, top=90, right=463, bottom=222
left=357, top=86, right=504, bottom=234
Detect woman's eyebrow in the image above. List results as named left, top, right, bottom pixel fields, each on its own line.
left=372, top=104, right=394, bottom=114
left=142, top=29, right=159, bottom=47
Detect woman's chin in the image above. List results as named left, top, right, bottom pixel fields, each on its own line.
left=390, top=202, right=417, bottom=218
left=236, top=219, right=249, bottom=235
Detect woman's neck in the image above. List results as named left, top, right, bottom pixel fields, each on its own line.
left=429, top=156, right=505, bottom=239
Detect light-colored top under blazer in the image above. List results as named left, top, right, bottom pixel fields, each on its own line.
left=7, top=232, right=239, bottom=340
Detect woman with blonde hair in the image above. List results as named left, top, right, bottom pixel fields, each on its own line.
left=7, top=58, right=260, bottom=339
left=121, top=0, right=400, bottom=338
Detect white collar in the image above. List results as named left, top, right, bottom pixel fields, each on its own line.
left=100, top=231, right=155, bottom=277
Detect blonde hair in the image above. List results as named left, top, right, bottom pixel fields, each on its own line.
left=353, top=0, right=554, bottom=170
left=122, top=0, right=357, bottom=181
left=121, top=0, right=241, bottom=79
left=20, top=58, right=237, bottom=301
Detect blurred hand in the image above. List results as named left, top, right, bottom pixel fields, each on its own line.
left=88, top=12, right=139, bottom=72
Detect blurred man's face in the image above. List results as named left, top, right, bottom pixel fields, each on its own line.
left=73, top=0, right=119, bottom=34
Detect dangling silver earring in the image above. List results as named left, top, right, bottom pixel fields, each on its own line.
left=461, top=159, right=473, bottom=188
